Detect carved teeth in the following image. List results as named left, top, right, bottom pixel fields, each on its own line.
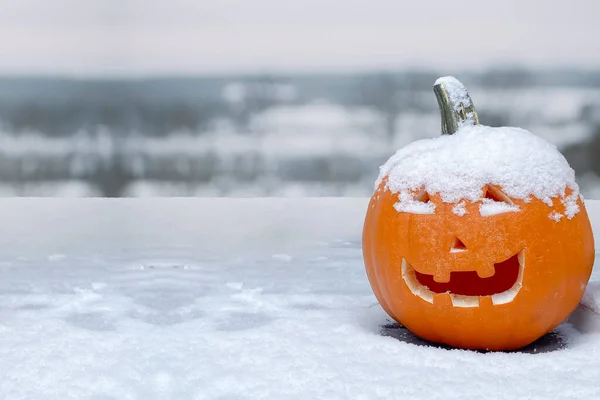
left=433, top=270, right=451, bottom=283
left=433, top=292, right=453, bottom=307
left=478, top=295, right=494, bottom=307
left=476, top=264, right=496, bottom=279
left=450, top=294, right=480, bottom=308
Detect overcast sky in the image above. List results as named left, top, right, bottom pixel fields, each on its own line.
left=0, top=0, right=598, bottom=76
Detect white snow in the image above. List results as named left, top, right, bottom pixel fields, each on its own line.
left=378, top=124, right=581, bottom=219
left=434, top=76, right=473, bottom=111
left=581, top=282, right=600, bottom=313
left=0, top=198, right=599, bottom=399
left=433, top=75, right=476, bottom=128
left=479, top=199, right=520, bottom=216
left=452, top=202, right=467, bottom=216
left=393, top=191, right=436, bottom=214
left=549, top=211, right=564, bottom=222
left=0, top=180, right=101, bottom=197
left=570, top=281, right=600, bottom=334
left=563, top=190, right=581, bottom=218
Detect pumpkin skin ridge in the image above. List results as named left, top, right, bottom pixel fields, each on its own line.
left=362, top=196, right=389, bottom=316
left=376, top=185, right=410, bottom=324
left=363, top=183, right=399, bottom=321
left=363, top=180, right=595, bottom=351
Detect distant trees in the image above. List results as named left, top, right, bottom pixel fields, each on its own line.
left=356, top=71, right=438, bottom=143
left=562, top=124, right=600, bottom=177
left=480, top=68, right=534, bottom=88
left=0, top=70, right=599, bottom=197
left=223, top=75, right=296, bottom=133
left=358, top=73, right=402, bottom=142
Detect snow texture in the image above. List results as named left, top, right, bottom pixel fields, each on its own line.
left=479, top=199, right=520, bottom=216
left=435, top=76, right=473, bottom=111
left=0, top=198, right=598, bottom=399
left=378, top=124, right=581, bottom=220
left=549, top=211, right=564, bottom=222
left=452, top=202, right=467, bottom=216
left=572, top=281, right=600, bottom=334
left=393, top=191, right=435, bottom=214
left=582, top=282, right=600, bottom=313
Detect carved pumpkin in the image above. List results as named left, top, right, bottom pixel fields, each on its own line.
left=363, top=77, right=595, bottom=351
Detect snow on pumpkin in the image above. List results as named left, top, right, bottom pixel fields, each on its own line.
left=364, top=76, right=594, bottom=351
left=376, top=123, right=581, bottom=221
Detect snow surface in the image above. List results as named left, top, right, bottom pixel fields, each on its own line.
left=570, top=281, right=600, bottom=335
left=378, top=124, right=581, bottom=219
left=479, top=198, right=521, bottom=216
left=0, top=198, right=599, bottom=399
left=452, top=202, right=467, bottom=216
left=393, top=190, right=436, bottom=214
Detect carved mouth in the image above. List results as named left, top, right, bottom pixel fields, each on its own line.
left=401, top=250, right=524, bottom=307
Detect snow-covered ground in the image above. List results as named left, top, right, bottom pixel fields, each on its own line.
left=1, top=198, right=599, bottom=398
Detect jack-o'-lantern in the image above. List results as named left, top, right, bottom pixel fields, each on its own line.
left=363, top=76, right=595, bottom=351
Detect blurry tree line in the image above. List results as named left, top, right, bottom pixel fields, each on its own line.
left=0, top=68, right=600, bottom=196
left=1, top=68, right=599, bottom=138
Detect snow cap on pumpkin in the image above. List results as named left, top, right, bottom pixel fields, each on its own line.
left=377, top=123, right=581, bottom=219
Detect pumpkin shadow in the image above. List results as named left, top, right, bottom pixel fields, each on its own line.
left=380, top=322, right=567, bottom=354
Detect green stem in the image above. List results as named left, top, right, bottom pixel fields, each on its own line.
left=433, top=76, right=479, bottom=135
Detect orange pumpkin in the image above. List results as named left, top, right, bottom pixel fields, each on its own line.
left=363, top=77, right=595, bottom=351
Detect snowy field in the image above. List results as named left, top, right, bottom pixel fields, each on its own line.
left=1, top=198, right=600, bottom=399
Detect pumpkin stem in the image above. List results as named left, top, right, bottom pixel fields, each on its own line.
left=433, top=76, right=479, bottom=135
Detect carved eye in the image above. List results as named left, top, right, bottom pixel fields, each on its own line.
left=480, top=185, right=520, bottom=216
left=414, top=190, right=431, bottom=204
left=394, top=190, right=435, bottom=214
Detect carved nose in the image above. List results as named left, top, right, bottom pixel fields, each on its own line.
left=451, top=236, right=467, bottom=252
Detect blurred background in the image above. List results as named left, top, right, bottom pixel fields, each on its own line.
left=1, top=0, right=600, bottom=198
